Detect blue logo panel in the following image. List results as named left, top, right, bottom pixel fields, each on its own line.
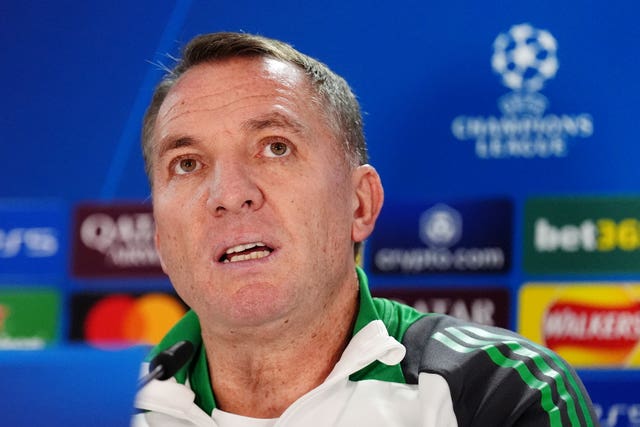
left=0, top=201, right=67, bottom=279
left=368, top=198, right=512, bottom=275
left=450, top=22, right=593, bottom=160
left=579, top=370, right=640, bottom=427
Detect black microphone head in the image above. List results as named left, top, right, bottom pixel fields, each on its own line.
left=149, top=340, right=194, bottom=381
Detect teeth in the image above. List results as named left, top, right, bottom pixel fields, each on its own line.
left=223, top=250, right=271, bottom=263
left=225, top=242, right=266, bottom=255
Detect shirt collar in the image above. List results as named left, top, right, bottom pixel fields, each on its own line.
left=145, top=310, right=214, bottom=412
left=152, top=266, right=402, bottom=415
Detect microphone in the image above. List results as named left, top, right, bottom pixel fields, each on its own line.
left=137, top=340, right=194, bottom=389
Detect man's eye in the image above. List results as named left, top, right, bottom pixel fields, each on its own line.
left=173, top=158, right=201, bottom=175
left=264, top=141, right=290, bottom=157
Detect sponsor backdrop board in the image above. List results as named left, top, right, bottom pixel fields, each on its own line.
left=577, top=370, right=640, bottom=427
left=372, top=287, right=510, bottom=328
left=524, top=198, right=640, bottom=274
left=71, top=203, right=163, bottom=278
left=69, top=291, right=187, bottom=345
left=369, top=199, right=512, bottom=275
left=3, top=0, right=640, bottom=416
left=0, top=202, right=67, bottom=281
left=519, top=283, right=640, bottom=368
left=0, top=345, right=147, bottom=427
left=0, top=288, right=60, bottom=349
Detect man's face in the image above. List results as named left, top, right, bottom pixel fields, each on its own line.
left=150, top=57, right=362, bottom=332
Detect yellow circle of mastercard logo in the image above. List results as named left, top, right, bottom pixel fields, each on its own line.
left=84, top=293, right=186, bottom=345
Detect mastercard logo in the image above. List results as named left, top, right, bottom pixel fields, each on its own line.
left=83, top=293, right=186, bottom=345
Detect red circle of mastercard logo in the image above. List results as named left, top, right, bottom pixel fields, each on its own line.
left=84, top=293, right=186, bottom=345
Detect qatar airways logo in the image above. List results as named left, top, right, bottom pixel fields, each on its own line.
left=72, top=204, right=164, bottom=277
left=451, top=23, right=593, bottom=159
left=80, top=213, right=158, bottom=266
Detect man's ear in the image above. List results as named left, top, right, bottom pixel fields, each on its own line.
left=351, top=164, right=384, bottom=243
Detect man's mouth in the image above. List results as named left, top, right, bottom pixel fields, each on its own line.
left=219, top=242, right=273, bottom=263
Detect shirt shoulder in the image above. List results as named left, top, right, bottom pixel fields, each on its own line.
left=401, top=315, right=598, bottom=427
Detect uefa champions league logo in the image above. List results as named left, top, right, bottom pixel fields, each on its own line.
left=491, top=23, right=558, bottom=93
left=451, top=23, right=593, bottom=159
left=491, top=23, right=557, bottom=116
left=419, top=204, right=462, bottom=248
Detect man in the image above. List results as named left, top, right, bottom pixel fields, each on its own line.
left=134, top=32, right=597, bottom=426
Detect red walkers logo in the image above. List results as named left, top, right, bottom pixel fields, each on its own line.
left=544, top=301, right=640, bottom=350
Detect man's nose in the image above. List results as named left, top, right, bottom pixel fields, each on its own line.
left=206, top=160, right=264, bottom=216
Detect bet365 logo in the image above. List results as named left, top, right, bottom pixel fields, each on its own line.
left=525, top=197, right=640, bottom=273
left=535, top=217, right=640, bottom=253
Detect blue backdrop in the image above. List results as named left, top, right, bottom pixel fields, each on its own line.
left=2, top=2, right=640, bottom=425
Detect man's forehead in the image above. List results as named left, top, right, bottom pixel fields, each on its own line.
left=151, top=56, right=329, bottom=153
left=173, top=56, right=304, bottom=95
left=155, top=57, right=310, bottom=123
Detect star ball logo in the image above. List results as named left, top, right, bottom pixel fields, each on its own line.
left=451, top=23, right=594, bottom=159
left=491, top=24, right=558, bottom=93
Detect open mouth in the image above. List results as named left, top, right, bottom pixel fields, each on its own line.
left=219, top=242, right=273, bottom=263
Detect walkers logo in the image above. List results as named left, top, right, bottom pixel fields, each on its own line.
left=72, top=203, right=164, bottom=277
left=0, top=288, right=60, bottom=349
left=69, top=292, right=187, bottom=345
left=369, top=198, right=512, bottom=274
left=519, top=283, right=640, bottom=367
left=524, top=197, right=640, bottom=273
left=0, top=201, right=66, bottom=277
left=373, top=287, right=509, bottom=328
left=451, top=23, right=593, bottom=159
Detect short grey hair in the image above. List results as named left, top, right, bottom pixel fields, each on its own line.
left=141, top=32, right=367, bottom=180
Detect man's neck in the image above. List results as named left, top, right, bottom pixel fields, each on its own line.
left=200, top=275, right=360, bottom=418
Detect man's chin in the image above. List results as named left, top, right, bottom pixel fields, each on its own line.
left=223, top=285, right=295, bottom=328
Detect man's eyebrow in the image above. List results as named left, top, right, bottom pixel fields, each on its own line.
left=241, top=112, right=306, bottom=133
left=156, top=136, right=195, bottom=159
left=155, top=113, right=304, bottom=158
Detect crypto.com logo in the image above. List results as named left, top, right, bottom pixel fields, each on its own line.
left=451, top=23, right=593, bottom=159
left=419, top=204, right=462, bottom=248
